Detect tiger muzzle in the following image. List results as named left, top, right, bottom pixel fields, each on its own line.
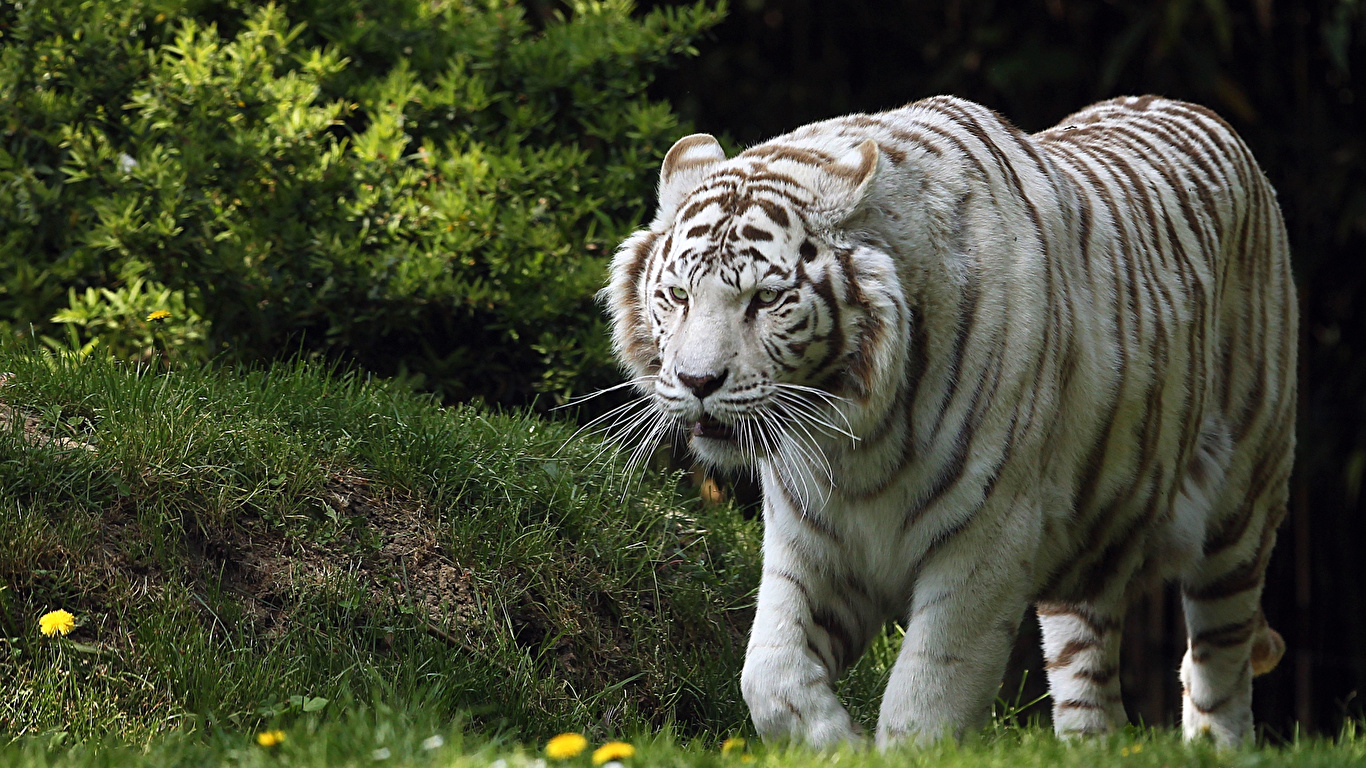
left=691, top=414, right=736, bottom=440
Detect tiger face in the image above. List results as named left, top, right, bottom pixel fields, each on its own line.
left=647, top=206, right=850, bottom=469
left=604, top=134, right=902, bottom=473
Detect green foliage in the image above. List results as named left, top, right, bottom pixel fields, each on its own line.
left=0, top=0, right=724, bottom=404
left=48, top=262, right=209, bottom=363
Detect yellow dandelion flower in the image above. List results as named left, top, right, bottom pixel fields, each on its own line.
left=39, top=609, right=75, bottom=637
left=1131, top=744, right=1143, bottom=754
left=721, top=737, right=747, bottom=756
left=545, top=733, right=588, bottom=760
left=1121, top=747, right=1130, bottom=757
left=146, top=310, right=172, bottom=322
left=591, top=742, right=635, bottom=765
left=740, top=756, right=755, bottom=764
left=257, top=730, right=285, bottom=747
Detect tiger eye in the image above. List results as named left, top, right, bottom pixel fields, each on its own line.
left=756, top=288, right=780, bottom=305
left=669, top=286, right=689, bottom=302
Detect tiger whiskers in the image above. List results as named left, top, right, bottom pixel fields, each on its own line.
left=593, top=398, right=671, bottom=467
left=556, top=377, right=658, bottom=456
left=584, top=399, right=660, bottom=467
left=769, top=434, right=817, bottom=511
left=771, top=394, right=856, bottom=452
left=620, top=410, right=674, bottom=492
left=771, top=383, right=859, bottom=444
left=556, top=377, right=852, bottom=511
left=745, top=403, right=833, bottom=513
left=557, top=376, right=676, bottom=489
left=768, top=387, right=854, bottom=507
left=554, top=375, right=659, bottom=410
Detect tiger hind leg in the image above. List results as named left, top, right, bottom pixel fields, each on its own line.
left=1179, top=582, right=1278, bottom=745
left=1037, top=600, right=1128, bottom=736
left=1179, top=442, right=1290, bottom=746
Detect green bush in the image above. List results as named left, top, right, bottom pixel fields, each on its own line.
left=49, top=262, right=210, bottom=363
left=0, top=0, right=724, bottom=404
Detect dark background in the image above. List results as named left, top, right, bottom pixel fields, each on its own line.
left=628, top=0, right=1365, bottom=737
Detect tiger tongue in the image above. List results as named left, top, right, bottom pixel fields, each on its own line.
left=691, top=416, right=735, bottom=440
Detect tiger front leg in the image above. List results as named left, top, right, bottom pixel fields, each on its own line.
left=740, top=556, right=871, bottom=747
left=875, top=537, right=1032, bottom=749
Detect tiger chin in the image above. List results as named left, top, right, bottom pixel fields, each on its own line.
left=601, top=95, right=1294, bottom=750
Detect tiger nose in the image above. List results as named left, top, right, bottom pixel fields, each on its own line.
left=677, top=369, right=729, bottom=400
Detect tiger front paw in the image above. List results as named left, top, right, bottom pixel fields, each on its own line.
left=741, top=654, right=860, bottom=748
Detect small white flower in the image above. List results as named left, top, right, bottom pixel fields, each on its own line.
left=421, top=735, right=444, bottom=751
left=117, top=153, right=138, bottom=174
left=371, top=747, right=391, bottom=760
left=489, top=760, right=508, bottom=768
left=602, top=763, right=625, bottom=768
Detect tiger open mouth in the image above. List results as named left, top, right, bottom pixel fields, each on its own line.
left=691, top=414, right=736, bottom=441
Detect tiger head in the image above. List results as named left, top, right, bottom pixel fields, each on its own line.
left=602, top=133, right=910, bottom=473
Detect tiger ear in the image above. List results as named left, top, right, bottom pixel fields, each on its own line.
left=815, top=138, right=881, bottom=226
left=656, top=134, right=726, bottom=226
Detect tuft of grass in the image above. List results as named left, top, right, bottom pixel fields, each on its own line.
left=0, top=341, right=763, bottom=743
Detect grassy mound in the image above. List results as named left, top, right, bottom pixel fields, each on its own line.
left=0, top=343, right=762, bottom=742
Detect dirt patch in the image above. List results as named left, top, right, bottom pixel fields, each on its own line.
left=183, top=473, right=482, bottom=639
left=0, top=402, right=98, bottom=453
left=177, top=473, right=677, bottom=718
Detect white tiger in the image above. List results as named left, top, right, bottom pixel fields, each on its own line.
left=601, top=95, right=1295, bottom=748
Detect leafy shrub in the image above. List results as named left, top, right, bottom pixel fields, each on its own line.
left=0, top=0, right=724, bottom=404
left=49, top=262, right=209, bottom=364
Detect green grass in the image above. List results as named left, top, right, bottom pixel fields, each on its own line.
left=0, top=342, right=765, bottom=742
left=1, top=710, right=1363, bottom=767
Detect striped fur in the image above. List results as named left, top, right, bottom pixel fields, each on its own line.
left=600, top=95, right=1296, bottom=748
